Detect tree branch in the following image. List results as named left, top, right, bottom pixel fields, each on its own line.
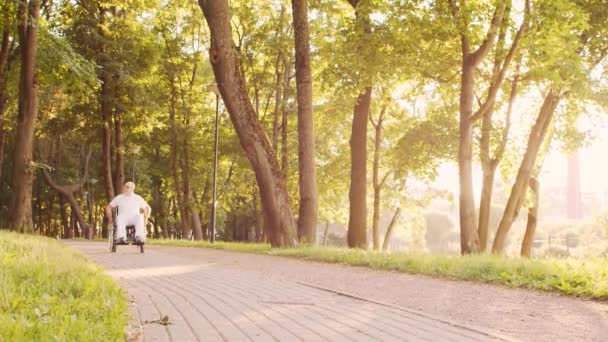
left=380, top=172, right=390, bottom=188
left=470, top=0, right=529, bottom=124
left=471, top=3, right=506, bottom=65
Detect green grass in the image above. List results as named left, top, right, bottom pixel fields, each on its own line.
left=0, top=231, right=128, bottom=341
left=149, top=239, right=608, bottom=301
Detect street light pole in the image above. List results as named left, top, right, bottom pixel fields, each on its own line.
left=210, top=85, right=220, bottom=243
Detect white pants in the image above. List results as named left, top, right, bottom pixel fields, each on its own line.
left=116, top=213, right=145, bottom=241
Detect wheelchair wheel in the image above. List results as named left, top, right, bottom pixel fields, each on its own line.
left=109, top=225, right=117, bottom=253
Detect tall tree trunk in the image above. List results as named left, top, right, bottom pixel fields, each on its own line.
left=10, top=0, right=41, bottom=233
left=98, top=7, right=114, bottom=202
left=477, top=168, right=495, bottom=251
left=59, top=194, right=68, bottom=237
left=458, top=60, right=480, bottom=254
left=520, top=122, right=554, bottom=257
left=0, top=27, right=11, bottom=184
left=48, top=195, right=56, bottom=237
left=322, top=221, right=329, bottom=245
left=382, top=207, right=401, bottom=251
left=492, top=90, right=561, bottom=254
left=478, top=69, right=519, bottom=251
left=198, top=0, right=297, bottom=247
left=167, top=73, right=187, bottom=238
left=113, top=111, right=124, bottom=192
left=520, top=177, right=539, bottom=257
left=281, top=57, right=290, bottom=175
left=272, top=51, right=283, bottom=152
left=345, top=0, right=372, bottom=249
left=34, top=178, right=41, bottom=232
left=292, top=0, right=318, bottom=244
left=371, top=105, right=387, bottom=250
left=347, top=88, right=371, bottom=249
left=254, top=194, right=264, bottom=242
left=70, top=209, right=78, bottom=238
left=181, top=141, right=192, bottom=239
left=87, top=184, right=94, bottom=238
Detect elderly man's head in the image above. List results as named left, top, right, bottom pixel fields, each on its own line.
left=124, top=182, right=136, bottom=195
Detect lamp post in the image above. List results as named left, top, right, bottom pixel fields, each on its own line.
left=208, top=83, right=220, bottom=243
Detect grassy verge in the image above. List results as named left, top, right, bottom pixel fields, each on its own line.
left=0, top=231, right=128, bottom=341
left=149, top=239, right=608, bottom=301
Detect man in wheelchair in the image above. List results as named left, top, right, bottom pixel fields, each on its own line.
left=105, top=181, right=151, bottom=244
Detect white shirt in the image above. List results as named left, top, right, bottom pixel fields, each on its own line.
left=109, top=193, right=149, bottom=217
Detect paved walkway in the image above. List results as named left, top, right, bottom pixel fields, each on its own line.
left=66, top=241, right=517, bottom=342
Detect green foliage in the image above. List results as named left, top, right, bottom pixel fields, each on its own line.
left=0, top=232, right=128, bottom=341
left=149, top=239, right=608, bottom=300
left=1, top=0, right=607, bottom=249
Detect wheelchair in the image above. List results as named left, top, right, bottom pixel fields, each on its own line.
left=109, top=207, right=145, bottom=254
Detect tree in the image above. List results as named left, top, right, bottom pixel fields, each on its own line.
left=41, top=149, right=93, bottom=239
left=345, top=0, right=372, bottom=249
left=291, top=0, right=318, bottom=243
left=448, top=0, right=506, bottom=254
left=477, top=1, right=529, bottom=251
left=371, top=102, right=388, bottom=250
left=9, top=0, right=41, bottom=232
left=493, top=0, right=608, bottom=254
left=0, top=2, right=17, bottom=184
left=197, top=0, right=297, bottom=247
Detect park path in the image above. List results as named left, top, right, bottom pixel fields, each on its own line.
left=65, top=241, right=607, bottom=342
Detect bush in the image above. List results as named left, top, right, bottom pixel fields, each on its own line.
left=0, top=231, right=128, bottom=341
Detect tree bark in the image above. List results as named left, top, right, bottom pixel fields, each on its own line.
left=292, top=0, right=318, bottom=244
left=166, top=71, right=188, bottom=238
left=198, top=0, right=297, bottom=247
left=59, top=194, right=69, bottom=238
left=347, top=88, right=371, bottom=249
left=98, top=6, right=115, bottom=203
left=113, top=111, right=124, bottom=193
left=322, top=221, right=329, bottom=245
left=281, top=56, right=290, bottom=175
left=71, top=209, right=80, bottom=238
left=520, top=121, right=554, bottom=257
left=0, top=27, right=11, bottom=184
left=191, top=207, right=203, bottom=240
left=458, top=59, right=481, bottom=254
left=492, top=90, right=561, bottom=254
left=181, top=138, right=192, bottom=239
left=371, top=105, right=387, bottom=250
left=254, top=194, right=264, bottom=242
left=272, top=51, right=283, bottom=152
left=272, top=6, right=286, bottom=152
left=520, top=177, right=539, bottom=257
left=345, top=0, right=372, bottom=249
left=9, top=0, right=41, bottom=233
left=382, top=207, right=401, bottom=251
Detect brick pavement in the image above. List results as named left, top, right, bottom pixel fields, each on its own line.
left=66, top=241, right=518, bottom=342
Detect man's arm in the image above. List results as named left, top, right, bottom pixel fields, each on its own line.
left=140, top=196, right=151, bottom=222
left=105, top=205, right=114, bottom=224
left=106, top=195, right=119, bottom=224
left=143, top=204, right=151, bottom=222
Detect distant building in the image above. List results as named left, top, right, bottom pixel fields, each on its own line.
left=566, top=151, right=583, bottom=219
